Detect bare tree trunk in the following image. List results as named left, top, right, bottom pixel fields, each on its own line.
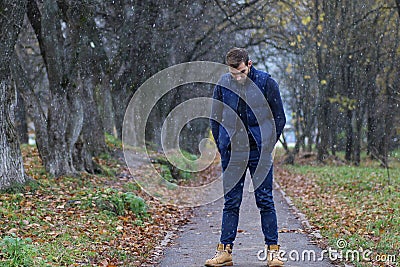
left=11, top=55, right=50, bottom=167
left=14, top=90, right=29, bottom=144
left=0, top=0, right=29, bottom=189
left=39, top=1, right=82, bottom=176
left=98, top=76, right=116, bottom=136
left=315, top=0, right=330, bottom=161
left=112, top=79, right=131, bottom=139
left=345, top=110, right=353, bottom=161
left=21, top=0, right=109, bottom=177
left=353, top=106, right=364, bottom=166
left=366, top=75, right=379, bottom=158
left=70, top=1, right=108, bottom=171
left=0, top=81, right=29, bottom=189
left=73, top=76, right=106, bottom=173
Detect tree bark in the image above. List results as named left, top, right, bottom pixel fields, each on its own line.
left=366, top=70, right=379, bottom=158
left=14, top=90, right=29, bottom=144
left=352, top=96, right=364, bottom=166
left=0, top=0, right=29, bottom=189
left=69, top=1, right=108, bottom=171
left=11, top=55, right=50, bottom=168
left=99, top=76, right=116, bottom=136
left=315, top=0, right=330, bottom=162
left=21, top=0, right=109, bottom=177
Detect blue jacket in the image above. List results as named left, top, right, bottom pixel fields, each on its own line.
left=210, top=66, right=286, bottom=155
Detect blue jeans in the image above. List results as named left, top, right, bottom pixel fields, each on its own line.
left=220, top=149, right=278, bottom=246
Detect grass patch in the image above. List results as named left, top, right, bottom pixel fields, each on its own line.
left=0, top=144, right=191, bottom=266
left=151, top=149, right=198, bottom=184
left=93, top=188, right=148, bottom=218
left=277, top=163, right=400, bottom=266
left=105, top=132, right=123, bottom=150
left=0, top=234, right=44, bottom=266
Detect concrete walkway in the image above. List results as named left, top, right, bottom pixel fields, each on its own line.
left=158, top=171, right=335, bottom=267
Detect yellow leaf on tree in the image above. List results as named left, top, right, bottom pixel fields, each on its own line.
left=301, top=16, right=311, bottom=26
left=285, top=63, right=292, bottom=74
left=319, top=12, right=325, bottom=22
left=320, top=80, right=327, bottom=85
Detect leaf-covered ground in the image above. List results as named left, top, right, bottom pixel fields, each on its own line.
left=0, top=145, right=195, bottom=266
left=274, top=150, right=400, bottom=267
left=2, top=143, right=399, bottom=267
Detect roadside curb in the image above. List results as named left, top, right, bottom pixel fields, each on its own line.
left=145, top=231, right=178, bottom=266
left=273, top=181, right=324, bottom=240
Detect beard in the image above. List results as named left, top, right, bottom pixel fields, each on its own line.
left=235, top=77, right=249, bottom=86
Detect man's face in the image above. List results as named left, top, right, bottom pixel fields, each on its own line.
left=229, top=61, right=252, bottom=84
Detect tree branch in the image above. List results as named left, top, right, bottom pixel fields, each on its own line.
left=396, top=0, right=400, bottom=18
left=27, top=0, right=48, bottom=67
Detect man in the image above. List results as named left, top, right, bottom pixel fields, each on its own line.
left=206, top=48, right=286, bottom=267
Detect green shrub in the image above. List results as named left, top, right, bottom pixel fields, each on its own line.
left=105, top=132, right=122, bottom=149
left=123, top=192, right=147, bottom=217
left=0, top=235, right=37, bottom=267
left=94, top=189, right=147, bottom=217
left=160, top=164, right=174, bottom=182
left=153, top=149, right=198, bottom=182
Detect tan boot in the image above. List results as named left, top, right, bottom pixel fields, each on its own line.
left=204, top=243, right=233, bottom=266
left=266, top=245, right=284, bottom=267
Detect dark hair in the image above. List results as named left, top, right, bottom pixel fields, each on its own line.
left=225, top=47, right=249, bottom=68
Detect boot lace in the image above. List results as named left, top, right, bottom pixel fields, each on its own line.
left=212, top=251, right=223, bottom=259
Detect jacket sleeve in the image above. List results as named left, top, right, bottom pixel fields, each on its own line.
left=266, top=78, right=286, bottom=142
left=210, top=84, right=222, bottom=150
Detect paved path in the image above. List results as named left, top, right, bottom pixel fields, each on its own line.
left=158, top=170, right=335, bottom=267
